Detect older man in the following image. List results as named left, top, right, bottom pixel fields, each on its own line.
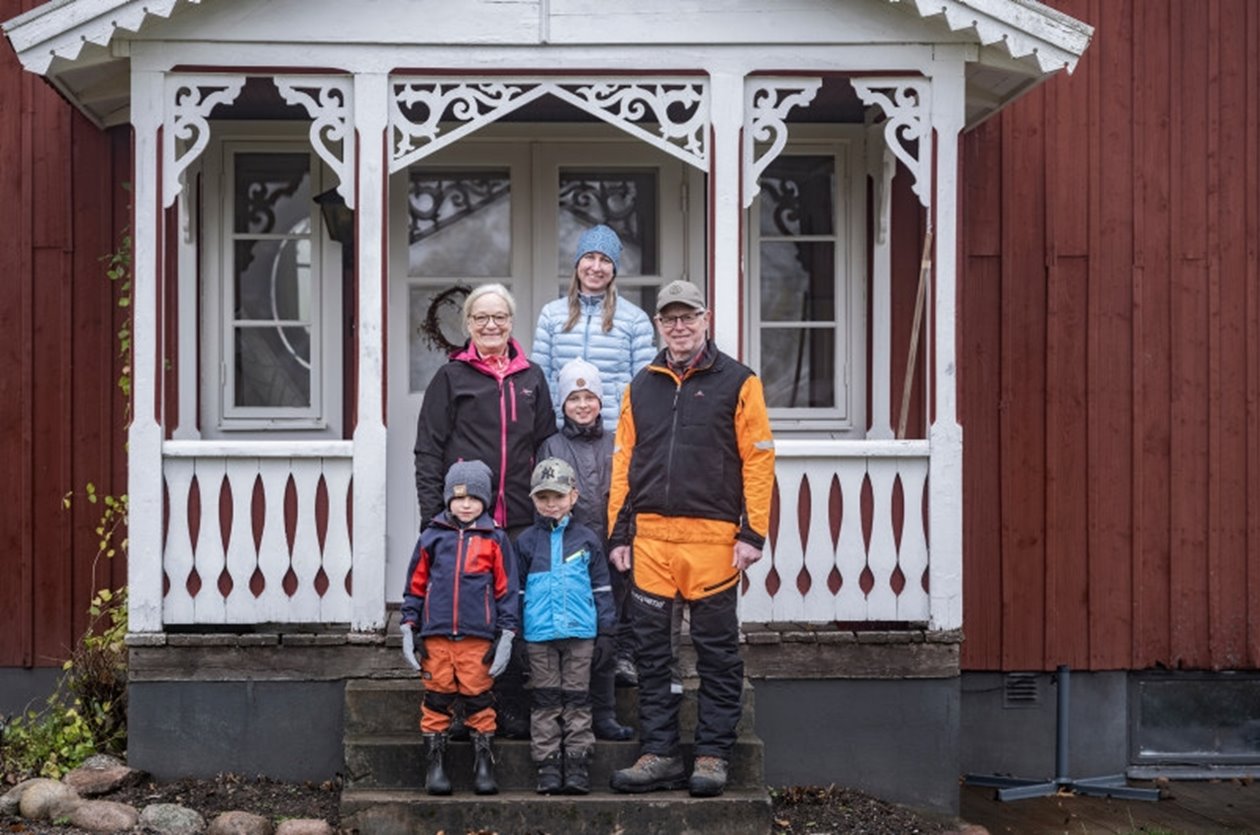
left=607, top=279, right=775, bottom=798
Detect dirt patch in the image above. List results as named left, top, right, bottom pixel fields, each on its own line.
left=770, top=784, right=955, bottom=833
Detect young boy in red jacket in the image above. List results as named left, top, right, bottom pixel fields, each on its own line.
left=400, top=459, right=519, bottom=796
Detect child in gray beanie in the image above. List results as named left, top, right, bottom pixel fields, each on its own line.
left=400, top=459, right=519, bottom=796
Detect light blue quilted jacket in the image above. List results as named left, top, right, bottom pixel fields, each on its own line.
left=531, top=292, right=655, bottom=430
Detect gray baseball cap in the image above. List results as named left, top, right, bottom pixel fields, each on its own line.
left=655, top=280, right=706, bottom=313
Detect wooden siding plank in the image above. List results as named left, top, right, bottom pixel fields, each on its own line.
left=1043, top=0, right=1094, bottom=669
left=1210, top=0, right=1250, bottom=670
left=960, top=118, right=1005, bottom=670
left=1085, top=0, right=1136, bottom=669
left=0, top=46, right=35, bottom=668
left=1044, top=254, right=1090, bottom=668
left=1245, top=0, right=1260, bottom=669
left=890, top=171, right=926, bottom=440
left=69, top=111, right=119, bottom=643
left=1168, top=0, right=1212, bottom=668
left=1131, top=0, right=1174, bottom=668
left=998, top=90, right=1048, bottom=670
left=31, top=248, right=74, bottom=665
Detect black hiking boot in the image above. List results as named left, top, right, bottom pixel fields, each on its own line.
left=423, top=732, right=451, bottom=796
left=471, top=731, right=498, bottom=795
left=535, top=754, right=563, bottom=794
left=563, top=754, right=591, bottom=795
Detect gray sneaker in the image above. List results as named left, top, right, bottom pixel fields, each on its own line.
left=610, top=753, right=687, bottom=793
left=689, top=755, right=728, bottom=797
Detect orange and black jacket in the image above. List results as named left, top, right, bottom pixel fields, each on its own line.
left=400, top=510, right=520, bottom=640
left=608, top=341, right=775, bottom=549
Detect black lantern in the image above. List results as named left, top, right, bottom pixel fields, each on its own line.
left=314, top=187, right=355, bottom=249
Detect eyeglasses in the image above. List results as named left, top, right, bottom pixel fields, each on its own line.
left=656, top=310, right=705, bottom=328
left=468, top=313, right=511, bottom=327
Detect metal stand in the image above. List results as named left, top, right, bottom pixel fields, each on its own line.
left=965, top=665, right=1162, bottom=802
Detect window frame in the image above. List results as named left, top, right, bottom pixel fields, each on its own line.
left=747, top=131, right=867, bottom=436
left=201, top=127, right=344, bottom=437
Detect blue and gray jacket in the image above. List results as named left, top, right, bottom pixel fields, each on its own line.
left=515, top=514, right=615, bottom=643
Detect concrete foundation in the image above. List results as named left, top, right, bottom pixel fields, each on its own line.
left=0, top=667, right=61, bottom=715
left=754, top=677, right=961, bottom=815
left=128, top=680, right=345, bottom=782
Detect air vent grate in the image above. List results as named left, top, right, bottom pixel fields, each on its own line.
left=1003, top=672, right=1040, bottom=709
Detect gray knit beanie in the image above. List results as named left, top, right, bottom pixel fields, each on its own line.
left=444, top=459, right=493, bottom=510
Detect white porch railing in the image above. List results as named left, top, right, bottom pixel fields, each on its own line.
left=161, top=441, right=354, bottom=625
left=741, top=440, right=931, bottom=624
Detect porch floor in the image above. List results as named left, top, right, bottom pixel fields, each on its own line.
left=960, top=778, right=1260, bottom=834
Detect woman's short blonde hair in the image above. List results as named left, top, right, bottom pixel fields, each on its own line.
left=462, top=282, right=516, bottom=333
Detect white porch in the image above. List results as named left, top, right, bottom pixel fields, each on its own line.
left=3, top=0, right=1090, bottom=637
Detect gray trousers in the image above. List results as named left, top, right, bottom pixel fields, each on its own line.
left=527, top=637, right=595, bottom=761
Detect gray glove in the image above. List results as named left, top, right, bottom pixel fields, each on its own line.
left=400, top=623, right=423, bottom=672
left=485, top=630, right=515, bottom=678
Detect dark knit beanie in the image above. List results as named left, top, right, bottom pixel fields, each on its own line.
left=444, top=460, right=493, bottom=509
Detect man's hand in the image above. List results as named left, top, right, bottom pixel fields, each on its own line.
left=485, top=630, right=515, bottom=678
left=732, top=541, right=763, bottom=571
left=610, top=545, right=632, bottom=573
left=400, top=623, right=425, bottom=671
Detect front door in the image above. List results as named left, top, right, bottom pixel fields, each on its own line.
left=384, top=130, right=704, bottom=598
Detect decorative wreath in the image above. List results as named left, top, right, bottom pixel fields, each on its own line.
left=420, top=284, right=472, bottom=354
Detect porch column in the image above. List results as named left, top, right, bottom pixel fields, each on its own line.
left=867, top=126, right=895, bottom=440
left=128, top=70, right=166, bottom=633
left=351, top=73, right=388, bottom=630
left=927, top=54, right=966, bottom=631
left=708, top=70, right=743, bottom=356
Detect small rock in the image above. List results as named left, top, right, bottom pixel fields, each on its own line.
left=67, top=799, right=140, bottom=832
left=275, top=820, right=335, bottom=835
left=140, top=802, right=208, bottom=834
left=208, top=810, right=275, bottom=835
left=0, top=778, right=40, bottom=816
left=63, top=754, right=144, bottom=796
left=17, top=778, right=80, bottom=821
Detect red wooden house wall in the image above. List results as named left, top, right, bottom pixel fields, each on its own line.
left=4, top=0, right=1257, bottom=679
left=0, top=0, right=130, bottom=669
left=961, top=0, right=1260, bottom=673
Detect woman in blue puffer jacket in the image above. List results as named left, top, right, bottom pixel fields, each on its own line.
left=531, top=225, right=655, bottom=430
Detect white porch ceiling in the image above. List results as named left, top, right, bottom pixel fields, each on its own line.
left=2, top=0, right=1092, bottom=128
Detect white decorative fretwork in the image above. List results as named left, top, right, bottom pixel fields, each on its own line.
left=851, top=77, right=932, bottom=210
left=390, top=78, right=709, bottom=173
left=275, top=76, right=357, bottom=209
left=742, top=78, right=822, bottom=209
left=163, top=75, right=246, bottom=207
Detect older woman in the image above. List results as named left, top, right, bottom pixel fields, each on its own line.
left=414, top=282, right=556, bottom=539
left=531, top=224, right=655, bottom=430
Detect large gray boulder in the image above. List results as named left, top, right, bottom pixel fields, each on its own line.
left=140, top=802, right=208, bottom=834
left=207, top=810, right=275, bottom=835
left=62, top=753, right=144, bottom=796
left=66, top=799, right=140, bottom=832
left=17, top=778, right=80, bottom=821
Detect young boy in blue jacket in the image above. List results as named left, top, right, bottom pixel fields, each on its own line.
left=516, top=457, right=617, bottom=795
left=399, top=459, right=518, bottom=796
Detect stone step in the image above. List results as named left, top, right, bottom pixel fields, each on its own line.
left=344, top=677, right=757, bottom=737
left=340, top=787, right=773, bottom=835
left=344, top=735, right=765, bottom=792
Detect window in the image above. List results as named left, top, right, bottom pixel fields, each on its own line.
left=207, top=140, right=342, bottom=433
left=749, top=141, right=865, bottom=433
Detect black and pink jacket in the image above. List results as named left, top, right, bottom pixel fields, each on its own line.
left=414, top=338, right=556, bottom=531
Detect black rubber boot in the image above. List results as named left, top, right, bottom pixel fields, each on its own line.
left=423, top=732, right=451, bottom=796
left=471, top=731, right=498, bottom=795
left=535, top=754, right=563, bottom=794
left=563, top=754, right=590, bottom=795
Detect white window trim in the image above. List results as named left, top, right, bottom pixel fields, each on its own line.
left=747, top=129, right=867, bottom=437
left=201, top=124, right=344, bottom=438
